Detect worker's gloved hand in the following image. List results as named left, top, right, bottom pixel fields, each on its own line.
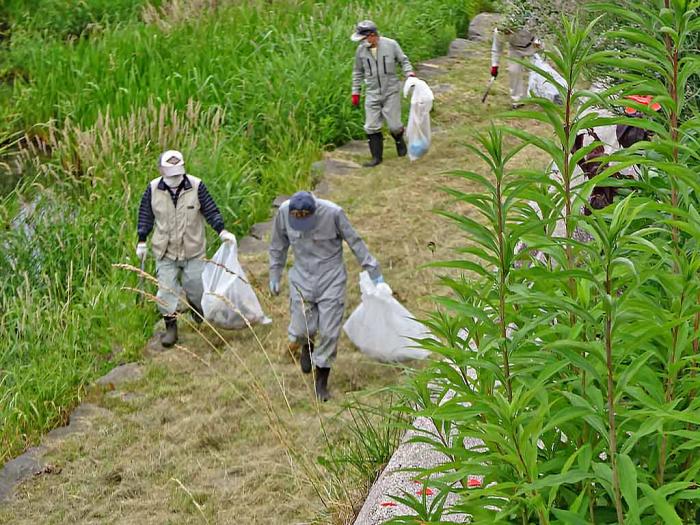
left=351, top=94, right=360, bottom=107
left=372, top=274, right=385, bottom=285
left=136, top=242, right=148, bottom=262
left=490, top=66, right=499, bottom=78
left=269, top=279, right=280, bottom=296
left=219, top=229, right=236, bottom=244
left=407, top=71, right=416, bottom=78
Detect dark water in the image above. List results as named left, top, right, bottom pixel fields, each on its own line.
left=0, top=155, right=24, bottom=197
left=0, top=170, right=22, bottom=197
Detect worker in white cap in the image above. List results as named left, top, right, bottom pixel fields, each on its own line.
left=136, top=150, right=236, bottom=347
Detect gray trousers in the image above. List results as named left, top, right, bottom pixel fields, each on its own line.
left=288, top=280, right=345, bottom=369
left=508, top=46, right=535, bottom=103
left=364, top=90, right=403, bottom=134
left=155, top=257, right=205, bottom=317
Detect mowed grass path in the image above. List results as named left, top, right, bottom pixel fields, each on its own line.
left=0, top=40, right=549, bottom=524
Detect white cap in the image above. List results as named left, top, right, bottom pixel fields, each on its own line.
left=158, top=150, right=186, bottom=177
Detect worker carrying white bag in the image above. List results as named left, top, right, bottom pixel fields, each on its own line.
left=528, top=54, right=566, bottom=105
left=343, top=271, right=430, bottom=362
left=201, top=239, right=271, bottom=329
left=403, top=77, right=434, bottom=161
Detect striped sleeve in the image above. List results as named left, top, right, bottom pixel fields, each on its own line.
left=198, top=182, right=225, bottom=234
left=137, top=184, right=154, bottom=242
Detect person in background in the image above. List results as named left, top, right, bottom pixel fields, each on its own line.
left=490, top=24, right=541, bottom=108
left=136, top=150, right=236, bottom=347
left=351, top=20, right=415, bottom=167
left=489, top=0, right=548, bottom=108
left=268, top=191, right=383, bottom=401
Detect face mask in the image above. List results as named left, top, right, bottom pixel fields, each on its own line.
left=162, top=174, right=184, bottom=188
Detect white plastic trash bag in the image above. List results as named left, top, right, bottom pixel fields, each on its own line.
left=528, top=54, right=566, bottom=104
left=403, top=77, right=434, bottom=161
left=343, top=272, right=431, bottom=362
left=201, top=240, right=271, bottom=330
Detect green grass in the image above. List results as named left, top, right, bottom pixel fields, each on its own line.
left=0, top=0, right=487, bottom=463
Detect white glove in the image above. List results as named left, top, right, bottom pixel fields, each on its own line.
left=219, top=230, right=236, bottom=244
left=136, top=242, right=148, bottom=262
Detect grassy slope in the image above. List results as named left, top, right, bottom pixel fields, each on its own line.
left=0, top=39, right=550, bottom=524
left=0, top=0, right=484, bottom=464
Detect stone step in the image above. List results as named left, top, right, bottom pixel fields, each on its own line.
left=238, top=235, right=268, bottom=255
left=249, top=220, right=273, bottom=240
left=0, top=447, right=47, bottom=503
left=448, top=37, right=475, bottom=58
left=334, top=140, right=367, bottom=156
left=468, top=12, right=503, bottom=42
left=272, top=195, right=290, bottom=208
left=311, top=157, right=362, bottom=179
left=95, top=363, right=143, bottom=389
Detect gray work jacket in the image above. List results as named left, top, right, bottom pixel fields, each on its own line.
left=491, top=27, right=537, bottom=67
left=269, top=198, right=381, bottom=298
left=352, top=36, right=413, bottom=97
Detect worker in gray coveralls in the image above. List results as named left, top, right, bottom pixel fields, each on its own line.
left=351, top=20, right=415, bottom=167
left=268, top=191, right=383, bottom=401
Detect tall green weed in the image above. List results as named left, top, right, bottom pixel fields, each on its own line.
left=398, top=1, right=700, bottom=523
left=2, top=0, right=163, bottom=38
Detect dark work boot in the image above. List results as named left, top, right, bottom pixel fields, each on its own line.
left=314, top=367, right=331, bottom=402
left=190, top=302, right=204, bottom=325
left=363, top=132, right=383, bottom=167
left=392, top=130, right=407, bottom=157
left=300, top=341, right=313, bottom=374
left=161, top=316, right=178, bottom=348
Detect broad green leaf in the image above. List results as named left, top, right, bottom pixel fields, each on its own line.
left=639, top=484, right=682, bottom=525
left=552, top=508, right=590, bottom=525
left=618, top=453, right=640, bottom=524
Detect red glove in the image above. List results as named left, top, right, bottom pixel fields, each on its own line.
left=490, top=66, right=499, bottom=78
left=407, top=71, right=416, bottom=78
left=351, top=94, right=360, bottom=107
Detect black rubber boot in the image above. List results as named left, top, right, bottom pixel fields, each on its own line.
left=161, top=316, right=178, bottom=348
left=363, top=132, right=383, bottom=167
left=300, top=341, right=313, bottom=374
left=190, top=302, right=204, bottom=325
left=314, top=367, right=331, bottom=402
left=392, top=130, right=407, bottom=157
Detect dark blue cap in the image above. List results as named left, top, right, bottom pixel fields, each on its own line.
left=288, top=191, right=318, bottom=232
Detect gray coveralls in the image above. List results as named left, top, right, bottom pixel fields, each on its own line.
left=352, top=36, right=413, bottom=134
left=269, top=198, right=381, bottom=369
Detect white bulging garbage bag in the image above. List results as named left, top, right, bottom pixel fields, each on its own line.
left=201, top=240, right=271, bottom=330
left=528, top=54, right=566, bottom=104
left=403, top=77, right=434, bottom=161
left=343, top=272, right=431, bottom=362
